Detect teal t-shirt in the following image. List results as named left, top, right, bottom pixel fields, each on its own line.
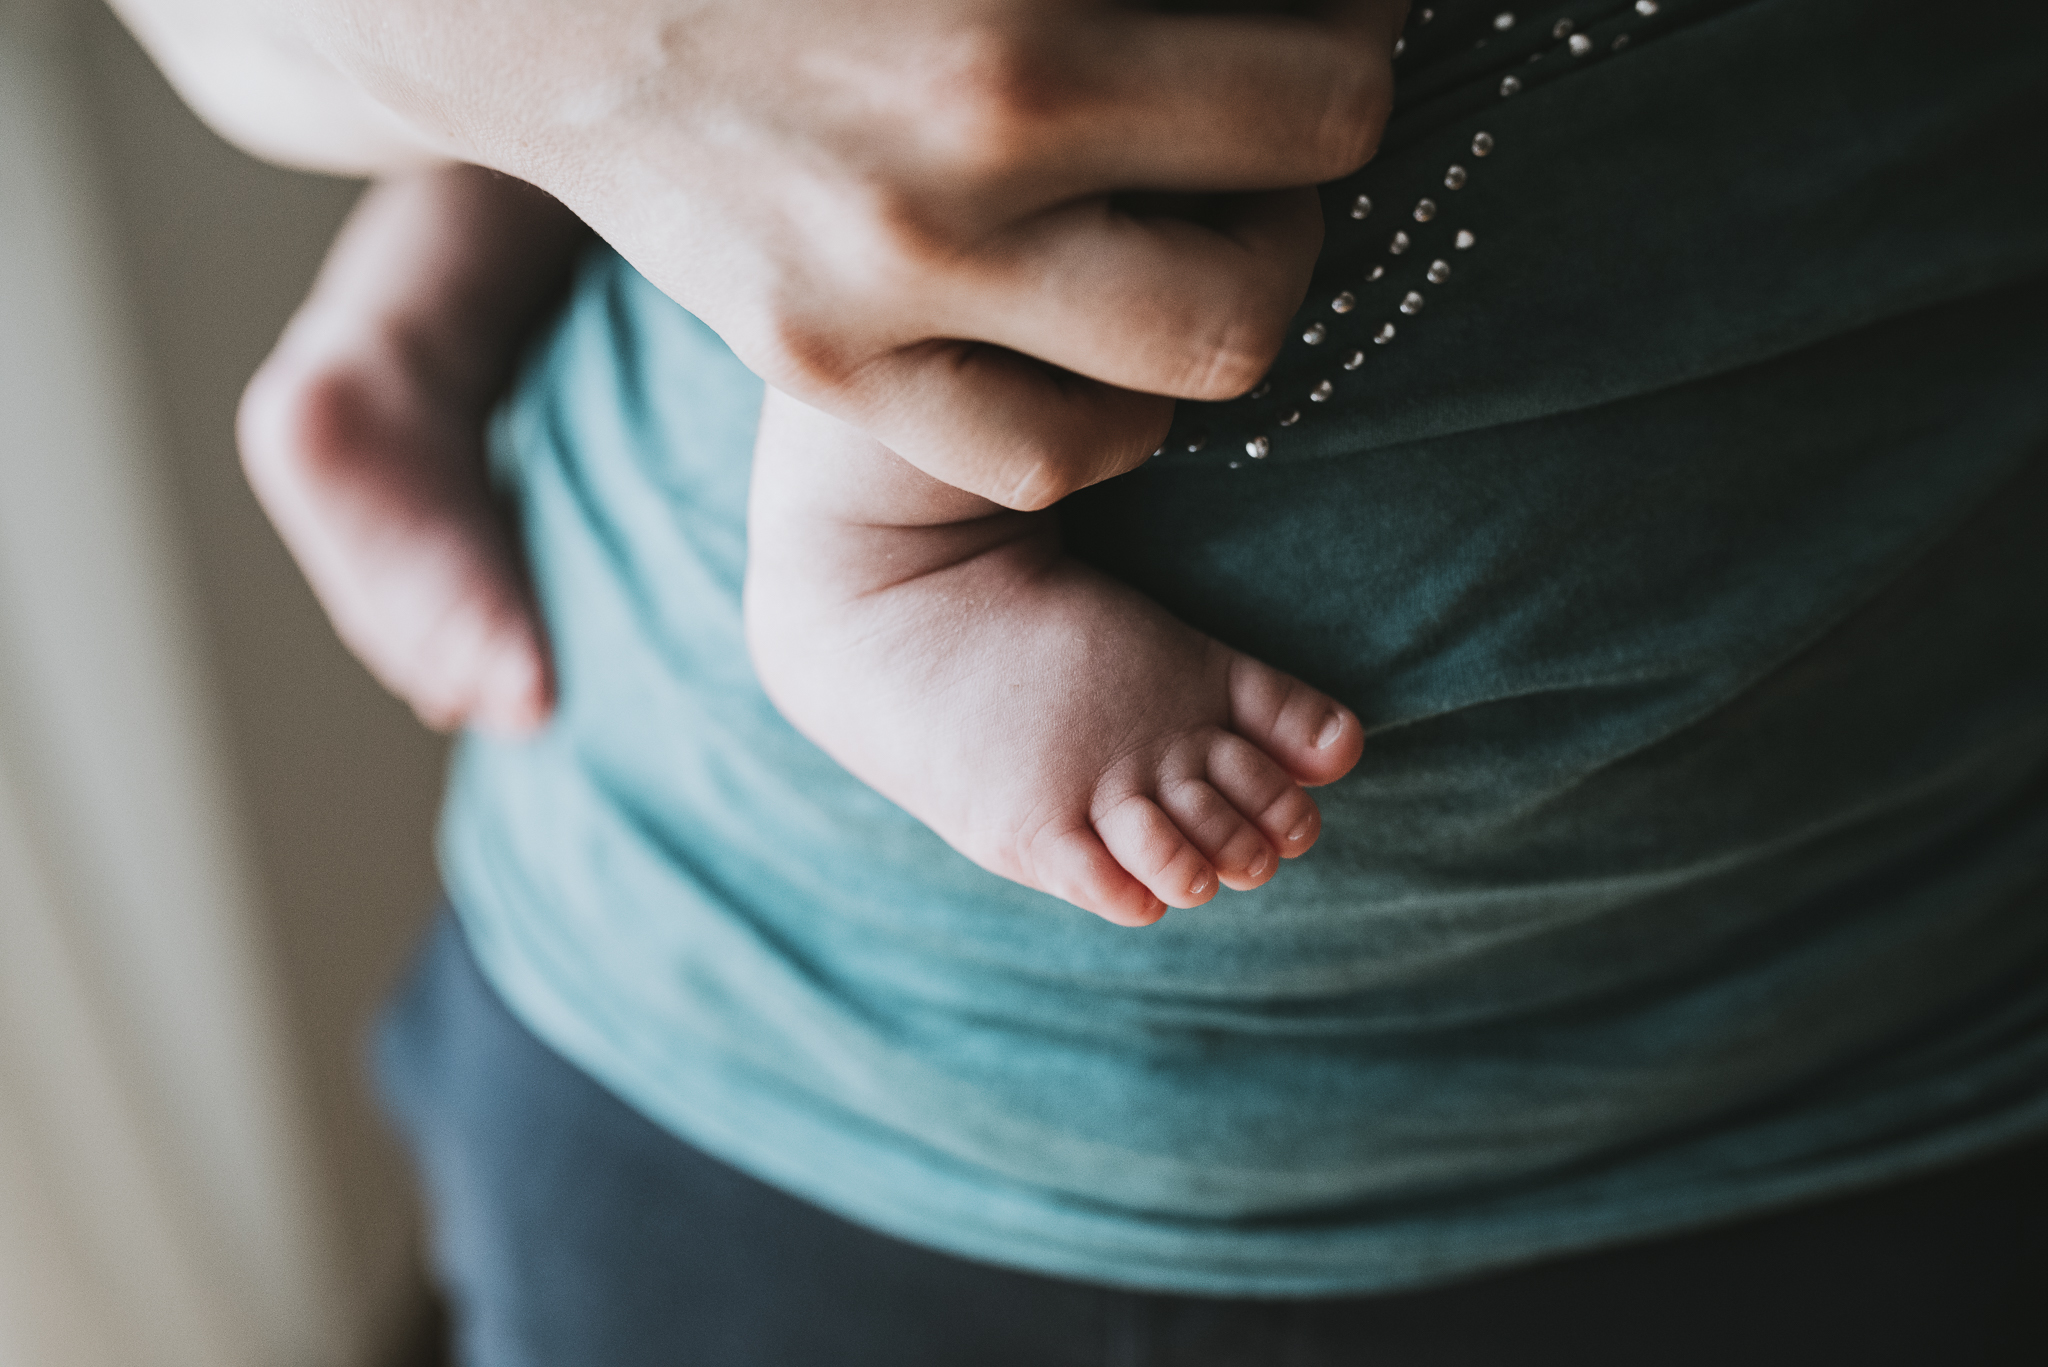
left=441, top=0, right=2048, bottom=1294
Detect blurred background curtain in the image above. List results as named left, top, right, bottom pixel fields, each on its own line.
left=1, top=0, right=450, bottom=1361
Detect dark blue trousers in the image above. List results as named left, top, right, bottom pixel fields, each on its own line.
left=376, top=913, right=2048, bottom=1366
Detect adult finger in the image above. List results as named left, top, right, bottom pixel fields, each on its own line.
left=1005, top=10, right=1396, bottom=200
left=932, top=186, right=1323, bottom=402
left=835, top=343, right=1173, bottom=510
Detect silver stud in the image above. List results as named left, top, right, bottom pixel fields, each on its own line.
left=1184, top=431, right=1207, bottom=452
left=1394, top=37, right=1406, bottom=56
left=1390, top=231, right=1411, bottom=254
left=1455, top=229, right=1477, bottom=249
left=1444, top=164, right=1468, bottom=190
left=1150, top=446, right=1164, bottom=459
left=1249, top=380, right=1271, bottom=399
left=1228, top=460, right=1243, bottom=469
left=1635, top=0, right=1657, bottom=13
left=1399, top=291, right=1426, bottom=315
left=1331, top=291, right=1356, bottom=314
left=1368, top=264, right=1386, bottom=281
left=1552, top=17, right=1573, bottom=37
left=1419, top=6, right=1434, bottom=20
left=1612, top=33, right=1630, bottom=49
left=1413, top=198, right=1438, bottom=222
left=1342, top=350, right=1366, bottom=370
left=1493, top=10, right=1515, bottom=29
left=1309, top=380, right=1334, bottom=403
left=1528, top=51, right=1544, bottom=62
left=1472, top=131, right=1495, bottom=156
left=1427, top=258, right=1451, bottom=283
left=1374, top=323, right=1396, bottom=344
left=1568, top=32, right=1592, bottom=54
left=1244, top=437, right=1268, bottom=460
left=1350, top=194, right=1373, bottom=220
left=1500, top=74, right=1523, bottom=96
left=1278, top=409, right=1301, bottom=427
left=1302, top=322, right=1327, bottom=345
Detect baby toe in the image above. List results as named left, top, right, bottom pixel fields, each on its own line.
left=1205, top=732, right=1324, bottom=860
left=1094, top=793, right=1221, bottom=909
left=1155, top=773, right=1279, bottom=892
left=1225, top=653, right=1364, bottom=786
left=1029, top=823, right=1167, bottom=928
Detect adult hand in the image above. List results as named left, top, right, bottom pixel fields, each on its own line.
left=307, top=0, right=1405, bottom=507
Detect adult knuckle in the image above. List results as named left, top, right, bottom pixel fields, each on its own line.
left=920, top=24, right=1071, bottom=178
left=801, top=172, right=961, bottom=303
left=863, top=183, right=961, bottom=273
left=752, top=309, right=859, bottom=394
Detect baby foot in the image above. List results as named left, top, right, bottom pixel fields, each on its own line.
left=240, top=343, right=554, bottom=735
left=745, top=392, right=1363, bottom=926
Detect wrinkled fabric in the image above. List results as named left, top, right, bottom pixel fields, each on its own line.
left=376, top=911, right=2048, bottom=1366
left=441, top=0, right=2048, bottom=1295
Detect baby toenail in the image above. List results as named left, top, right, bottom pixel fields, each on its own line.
left=1315, top=712, right=1347, bottom=749
left=1190, top=873, right=1212, bottom=897
left=1248, top=850, right=1270, bottom=877
left=1287, top=823, right=1313, bottom=844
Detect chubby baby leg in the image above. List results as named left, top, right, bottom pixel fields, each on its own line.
left=744, top=389, right=1363, bottom=926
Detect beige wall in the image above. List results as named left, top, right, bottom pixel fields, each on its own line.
left=5, top=0, right=452, bottom=1358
